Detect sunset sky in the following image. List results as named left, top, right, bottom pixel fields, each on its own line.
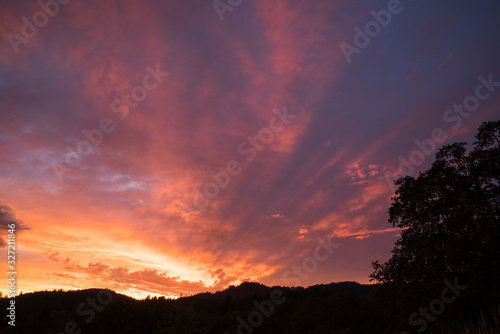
left=1, top=0, right=500, bottom=299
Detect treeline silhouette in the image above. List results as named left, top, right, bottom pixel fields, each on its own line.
left=0, top=280, right=497, bottom=334
left=0, top=282, right=387, bottom=334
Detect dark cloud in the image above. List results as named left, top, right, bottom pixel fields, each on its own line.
left=0, top=202, right=30, bottom=248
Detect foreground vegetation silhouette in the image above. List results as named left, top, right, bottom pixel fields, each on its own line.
left=371, top=120, right=500, bottom=332
left=2, top=121, right=499, bottom=334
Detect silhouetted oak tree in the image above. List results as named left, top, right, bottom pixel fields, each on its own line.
left=370, top=121, right=500, bottom=302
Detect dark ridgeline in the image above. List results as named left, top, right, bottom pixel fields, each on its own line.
left=2, top=121, right=499, bottom=334
left=1, top=282, right=385, bottom=334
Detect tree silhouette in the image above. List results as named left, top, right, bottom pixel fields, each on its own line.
left=370, top=120, right=500, bottom=307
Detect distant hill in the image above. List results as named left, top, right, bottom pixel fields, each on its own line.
left=188, top=281, right=371, bottom=300
left=1, top=281, right=383, bottom=334
left=0, top=280, right=492, bottom=334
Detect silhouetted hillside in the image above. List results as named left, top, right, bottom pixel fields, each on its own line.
left=2, top=279, right=498, bottom=333
left=1, top=282, right=386, bottom=334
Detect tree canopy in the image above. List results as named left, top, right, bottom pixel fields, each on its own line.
left=371, top=120, right=500, bottom=303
